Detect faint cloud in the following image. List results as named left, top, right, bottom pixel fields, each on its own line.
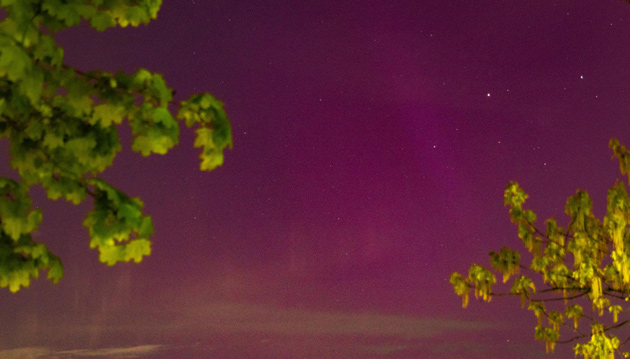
left=17, top=302, right=495, bottom=358
left=0, top=347, right=52, bottom=359
left=56, top=345, right=163, bottom=358
left=0, top=345, right=163, bottom=359
left=177, top=301, right=495, bottom=339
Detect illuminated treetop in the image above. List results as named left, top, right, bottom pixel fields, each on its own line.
left=451, top=139, right=630, bottom=359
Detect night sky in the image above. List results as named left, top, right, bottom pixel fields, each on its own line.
left=2, top=1, right=630, bottom=358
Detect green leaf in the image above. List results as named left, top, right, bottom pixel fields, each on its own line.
left=504, top=182, right=528, bottom=209
left=467, top=264, right=496, bottom=302
left=529, top=301, right=545, bottom=326
left=42, top=131, right=64, bottom=149
left=609, top=305, right=622, bottom=323
left=90, top=11, right=116, bottom=31
left=131, top=69, right=152, bottom=88
left=131, top=106, right=179, bottom=156
left=149, top=74, right=172, bottom=105
left=118, top=6, right=148, bottom=27
left=0, top=178, right=42, bottom=240
left=510, top=275, right=535, bottom=307
left=611, top=138, right=630, bottom=183
left=41, top=175, right=87, bottom=204
left=489, top=246, right=520, bottom=283
left=0, top=40, right=31, bottom=81
left=91, top=103, right=126, bottom=127
left=20, top=66, right=44, bottom=104
left=566, top=304, right=583, bottom=330
left=450, top=272, right=470, bottom=308
left=65, top=136, right=97, bottom=165
left=84, top=180, right=153, bottom=266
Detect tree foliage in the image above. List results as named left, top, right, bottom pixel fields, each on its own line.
left=451, top=139, right=630, bottom=359
left=0, top=0, right=232, bottom=292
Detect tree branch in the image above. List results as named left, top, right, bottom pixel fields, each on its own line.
left=529, top=290, right=589, bottom=303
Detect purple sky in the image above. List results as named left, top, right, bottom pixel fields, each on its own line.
left=2, top=1, right=630, bottom=358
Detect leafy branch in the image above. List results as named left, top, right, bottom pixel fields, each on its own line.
left=451, top=139, right=630, bottom=359
left=0, top=0, right=232, bottom=291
